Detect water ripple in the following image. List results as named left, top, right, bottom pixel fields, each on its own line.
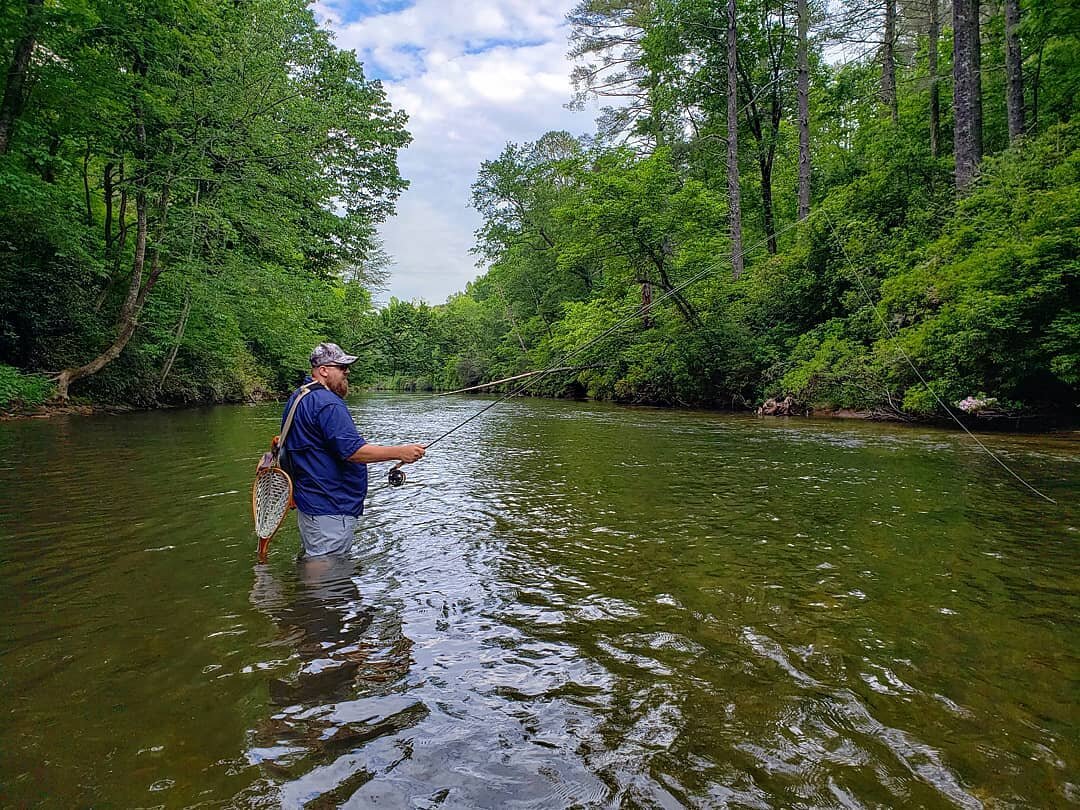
left=0, top=396, right=1076, bottom=807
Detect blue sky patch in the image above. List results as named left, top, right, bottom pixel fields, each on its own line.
left=334, top=0, right=415, bottom=23
left=362, top=42, right=425, bottom=82
left=463, top=37, right=551, bottom=56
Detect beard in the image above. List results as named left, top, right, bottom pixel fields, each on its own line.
left=328, top=377, right=349, bottom=398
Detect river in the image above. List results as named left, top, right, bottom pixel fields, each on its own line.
left=0, top=394, right=1077, bottom=808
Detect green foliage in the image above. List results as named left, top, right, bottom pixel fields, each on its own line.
left=881, top=121, right=1080, bottom=414
left=0, top=365, right=53, bottom=410
left=364, top=118, right=1077, bottom=420
left=370, top=0, right=1079, bottom=422
left=0, top=0, right=408, bottom=404
left=778, top=317, right=897, bottom=412
left=2, top=0, right=1077, bottom=424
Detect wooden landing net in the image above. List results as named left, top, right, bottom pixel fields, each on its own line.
left=251, top=383, right=316, bottom=558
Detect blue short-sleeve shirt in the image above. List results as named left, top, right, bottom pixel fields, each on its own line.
left=281, top=378, right=367, bottom=516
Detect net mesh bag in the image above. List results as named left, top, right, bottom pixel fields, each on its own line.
left=253, top=467, right=292, bottom=541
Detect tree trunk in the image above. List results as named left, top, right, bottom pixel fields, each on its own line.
left=882, top=0, right=898, bottom=122
left=972, top=0, right=983, bottom=158
left=953, top=0, right=982, bottom=193
left=82, top=142, right=94, bottom=226
left=928, top=0, right=941, bottom=157
left=761, top=153, right=777, bottom=254
left=734, top=9, right=784, bottom=258
left=1031, top=43, right=1042, bottom=131
left=645, top=241, right=699, bottom=325
left=640, top=280, right=653, bottom=328
left=797, top=0, right=811, bottom=220
left=158, top=288, right=193, bottom=393
left=1004, top=0, right=1024, bottom=141
left=727, top=0, right=744, bottom=278
left=55, top=188, right=150, bottom=400
left=0, top=0, right=43, bottom=155
left=56, top=65, right=172, bottom=401
left=96, top=161, right=130, bottom=313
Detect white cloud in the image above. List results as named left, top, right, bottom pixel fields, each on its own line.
left=315, top=0, right=596, bottom=304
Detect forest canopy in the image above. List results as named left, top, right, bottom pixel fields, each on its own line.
left=1, top=0, right=1077, bottom=421
left=0, top=0, right=408, bottom=407
left=355, top=0, right=1080, bottom=421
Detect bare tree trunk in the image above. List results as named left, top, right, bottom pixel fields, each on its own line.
left=0, top=0, right=43, bottom=155
left=1004, top=0, right=1025, bottom=141
left=158, top=288, right=192, bottom=392
left=761, top=154, right=777, bottom=253
left=727, top=0, right=745, bottom=278
left=104, top=162, right=115, bottom=248
left=972, top=0, right=983, bottom=158
left=96, top=161, right=130, bottom=313
left=55, top=66, right=173, bottom=401
left=928, top=0, right=941, bottom=157
left=82, top=142, right=94, bottom=226
left=55, top=187, right=149, bottom=400
left=797, top=0, right=811, bottom=220
left=645, top=241, right=699, bottom=325
left=882, top=0, right=898, bottom=122
left=735, top=1, right=786, bottom=256
left=1031, top=43, right=1042, bottom=131
left=953, top=0, right=982, bottom=193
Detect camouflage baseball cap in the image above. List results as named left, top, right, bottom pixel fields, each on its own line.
left=309, top=342, right=358, bottom=367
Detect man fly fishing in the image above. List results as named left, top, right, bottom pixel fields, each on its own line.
left=280, top=342, right=425, bottom=558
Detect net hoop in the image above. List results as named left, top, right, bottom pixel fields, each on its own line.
left=252, top=466, right=293, bottom=556
left=251, top=385, right=317, bottom=559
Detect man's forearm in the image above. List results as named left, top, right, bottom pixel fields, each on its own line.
left=347, top=441, right=426, bottom=465
left=347, top=444, right=408, bottom=464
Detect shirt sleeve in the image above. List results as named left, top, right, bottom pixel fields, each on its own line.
left=316, top=400, right=366, bottom=460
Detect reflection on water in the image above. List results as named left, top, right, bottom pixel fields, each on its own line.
left=247, top=556, right=424, bottom=807
left=0, top=397, right=1077, bottom=808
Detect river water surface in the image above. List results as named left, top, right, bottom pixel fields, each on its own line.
left=0, top=394, right=1077, bottom=808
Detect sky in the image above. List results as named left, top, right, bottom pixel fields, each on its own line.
left=313, top=0, right=596, bottom=305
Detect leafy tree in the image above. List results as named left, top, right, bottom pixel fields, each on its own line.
left=0, top=0, right=409, bottom=404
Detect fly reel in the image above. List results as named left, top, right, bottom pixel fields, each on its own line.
left=388, top=463, right=407, bottom=487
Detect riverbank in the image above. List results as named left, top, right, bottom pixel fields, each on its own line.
left=5, top=391, right=1076, bottom=435
left=0, top=402, right=136, bottom=420
left=0, top=391, right=283, bottom=421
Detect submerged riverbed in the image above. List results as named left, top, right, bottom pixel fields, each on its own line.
left=0, top=394, right=1077, bottom=808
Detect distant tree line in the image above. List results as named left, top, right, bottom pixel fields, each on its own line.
left=363, top=0, right=1079, bottom=420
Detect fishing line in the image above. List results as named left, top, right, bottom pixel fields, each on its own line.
left=416, top=217, right=814, bottom=456
left=425, top=366, right=605, bottom=398
left=377, top=224, right=800, bottom=490
left=821, top=208, right=1057, bottom=505
left=427, top=368, right=562, bottom=397
left=381, top=204, right=1055, bottom=506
